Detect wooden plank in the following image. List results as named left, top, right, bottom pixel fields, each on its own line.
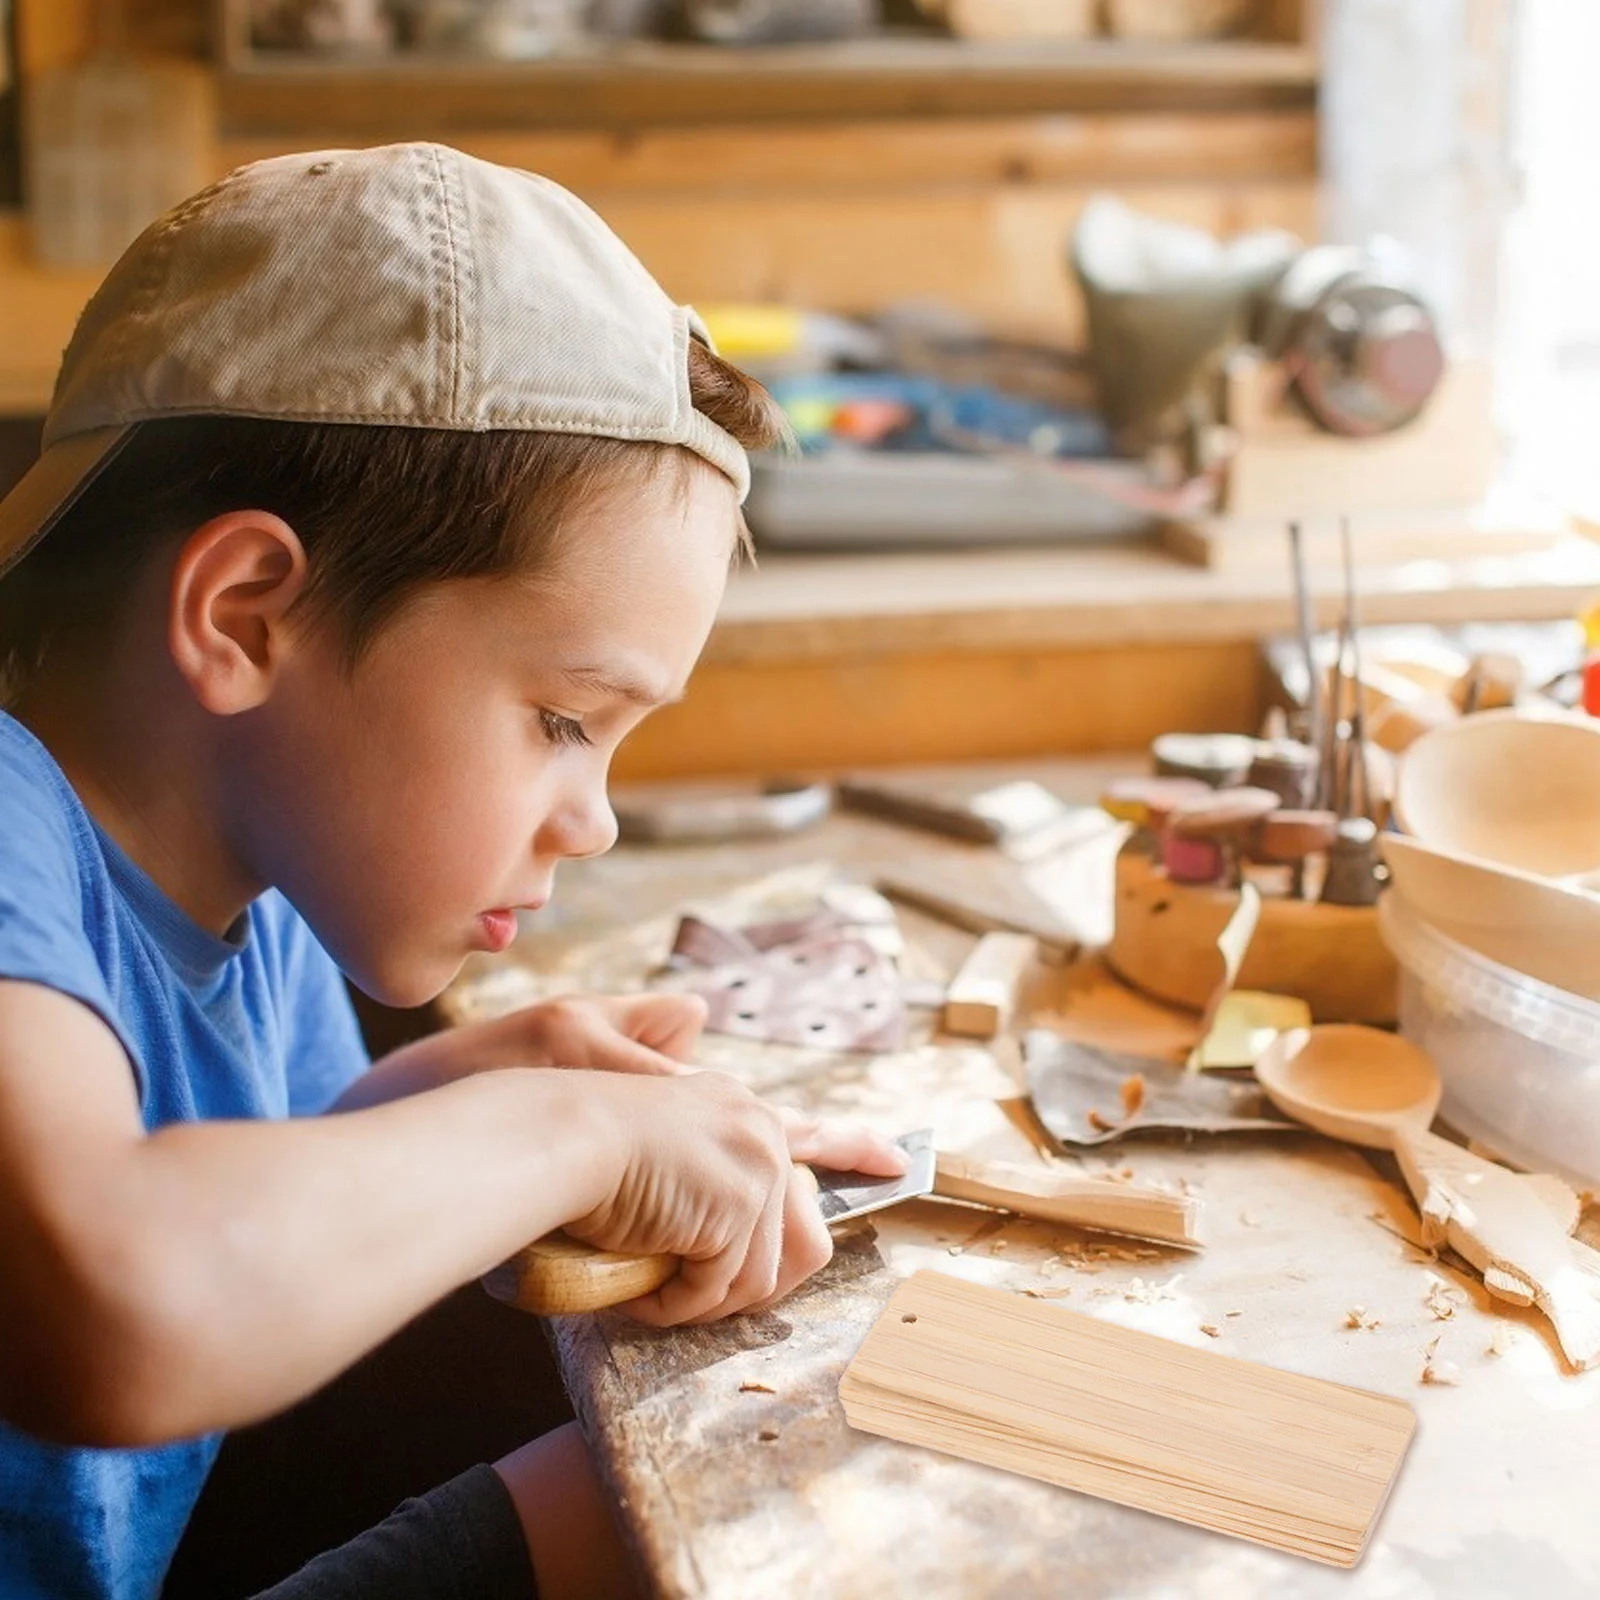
left=609, top=640, right=1264, bottom=780
left=578, top=180, right=1317, bottom=343
left=215, top=39, right=1319, bottom=136
left=932, top=1153, right=1202, bottom=1245
left=217, top=109, right=1318, bottom=195
left=702, top=542, right=1600, bottom=667
left=840, top=1270, right=1415, bottom=1567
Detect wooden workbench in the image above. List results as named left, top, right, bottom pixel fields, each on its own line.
left=443, top=758, right=1600, bottom=1600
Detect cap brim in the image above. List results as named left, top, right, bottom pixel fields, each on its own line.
left=0, top=426, right=135, bottom=579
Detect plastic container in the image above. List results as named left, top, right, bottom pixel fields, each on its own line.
left=1379, top=891, right=1600, bottom=1187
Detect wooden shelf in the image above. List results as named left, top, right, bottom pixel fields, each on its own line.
left=218, top=37, right=1319, bottom=136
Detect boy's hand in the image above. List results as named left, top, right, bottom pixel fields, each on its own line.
left=338, top=991, right=705, bottom=1111
left=569, top=1072, right=908, bottom=1327
left=513, top=992, right=706, bottom=1076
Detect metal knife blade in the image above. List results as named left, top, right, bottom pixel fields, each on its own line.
left=814, top=1128, right=935, bottom=1224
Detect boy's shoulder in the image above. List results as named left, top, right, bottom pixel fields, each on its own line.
left=0, top=709, right=106, bottom=936
left=0, top=709, right=367, bottom=1121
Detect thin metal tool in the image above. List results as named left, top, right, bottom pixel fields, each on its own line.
left=1338, top=515, right=1375, bottom=821
left=1319, top=619, right=1349, bottom=815
left=1288, top=520, right=1321, bottom=752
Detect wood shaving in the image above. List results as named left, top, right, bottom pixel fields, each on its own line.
left=1421, top=1339, right=1461, bottom=1386
left=1022, top=1285, right=1074, bottom=1299
left=739, top=1382, right=776, bottom=1394
left=1424, top=1277, right=1466, bottom=1321
left=1086, top=1109, right=1117, bottom=1132
left=1344, top=1307, right=1380, bottom=1331
left=1225, top=1309, right=1244, bottom=1318
left=1200, top=1324, right=1221, bottom=1338
left=1120, top=1073, right=1147, bottom=1119
left=1487, top=1324, right=1513, bottom=1358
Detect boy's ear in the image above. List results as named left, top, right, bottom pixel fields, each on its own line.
left=167, top=511, right=311, bottom=714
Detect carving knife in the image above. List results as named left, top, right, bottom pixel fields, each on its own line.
left=482, top=1129, right=937, bottom=1316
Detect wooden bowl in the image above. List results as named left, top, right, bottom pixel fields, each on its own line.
left=1394, top=711, right=1600, bottom=878
left=1380, top=834, right=1600, bottom=1003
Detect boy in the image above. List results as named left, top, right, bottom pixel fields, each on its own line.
left=0, top=142, right=907, bottom=1599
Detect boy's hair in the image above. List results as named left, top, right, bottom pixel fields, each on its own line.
left=0, top=340, right=785, bottom=702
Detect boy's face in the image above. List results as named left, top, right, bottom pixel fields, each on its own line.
left=222, top=464, right=736, bottom=1007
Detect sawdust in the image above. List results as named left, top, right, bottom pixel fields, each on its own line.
left=1093, top=1275, right=1181, bottom=1307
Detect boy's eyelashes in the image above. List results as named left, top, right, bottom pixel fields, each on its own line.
left=536, top=709, right=593, bottom=749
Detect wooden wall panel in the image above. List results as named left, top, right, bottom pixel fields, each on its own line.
left=610, top=640, right=1263, bottom=780
left=582, top=181, right=1318, bottom=343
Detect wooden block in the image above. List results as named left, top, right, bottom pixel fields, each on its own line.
left=941, top=931, right=1038, bottom=1038
left=840, top=1271, right=1416, bottom=1568
left=933, top=1153, right=1202, bottom=1247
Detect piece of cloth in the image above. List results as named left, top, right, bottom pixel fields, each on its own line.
left=251, top=1463, right=537, bottom=1600
left=0, top=710, right=370, bottom=1600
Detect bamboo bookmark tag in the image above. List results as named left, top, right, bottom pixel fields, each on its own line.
left=840, top=1272, right=1415, bottom=1568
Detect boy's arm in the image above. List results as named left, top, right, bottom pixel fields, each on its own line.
left=0, top=979, right=617, bottom=1450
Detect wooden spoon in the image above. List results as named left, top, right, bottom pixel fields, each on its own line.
left=1256, top=1026, right=1600, bottom=1371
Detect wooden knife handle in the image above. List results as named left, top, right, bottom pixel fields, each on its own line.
left=481, top=1234, right=678, bottom=1316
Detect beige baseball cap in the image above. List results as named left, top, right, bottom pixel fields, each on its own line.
left=0, top=140, right=750, bottom=579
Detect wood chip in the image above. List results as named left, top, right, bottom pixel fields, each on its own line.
left=1487, top=1324, right=1513, bottom=1359
left=739, top=1382, right=776, bottom=1394
left=1120, top=1073, right=1147, bottom=1119
left=1226, top=1309, right=1245, bottom=1318
left=1423, top=1277, right=1465, bottom=1321
left=1087, top=1108, right=1117, bottom=1132
left=841, top=1271, right=1416, bottom=1568
left=1200, top=1324, right=1222, bottom=1338
left=1344, top=1307, right=1380, bottom=1331
left=1420, top=1339, right=1462, bottom=1387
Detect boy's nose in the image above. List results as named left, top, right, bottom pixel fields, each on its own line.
left=542, top=785, right=619, bottom=862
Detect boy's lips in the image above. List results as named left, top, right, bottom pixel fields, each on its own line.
left=478, top=904, right=542, bottom=952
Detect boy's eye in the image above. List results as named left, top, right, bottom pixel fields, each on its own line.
left=537, top=710, right=592, bottom=749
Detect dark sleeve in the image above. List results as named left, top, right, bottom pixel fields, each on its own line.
left=248, top=1463, right=536, bottom=1600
